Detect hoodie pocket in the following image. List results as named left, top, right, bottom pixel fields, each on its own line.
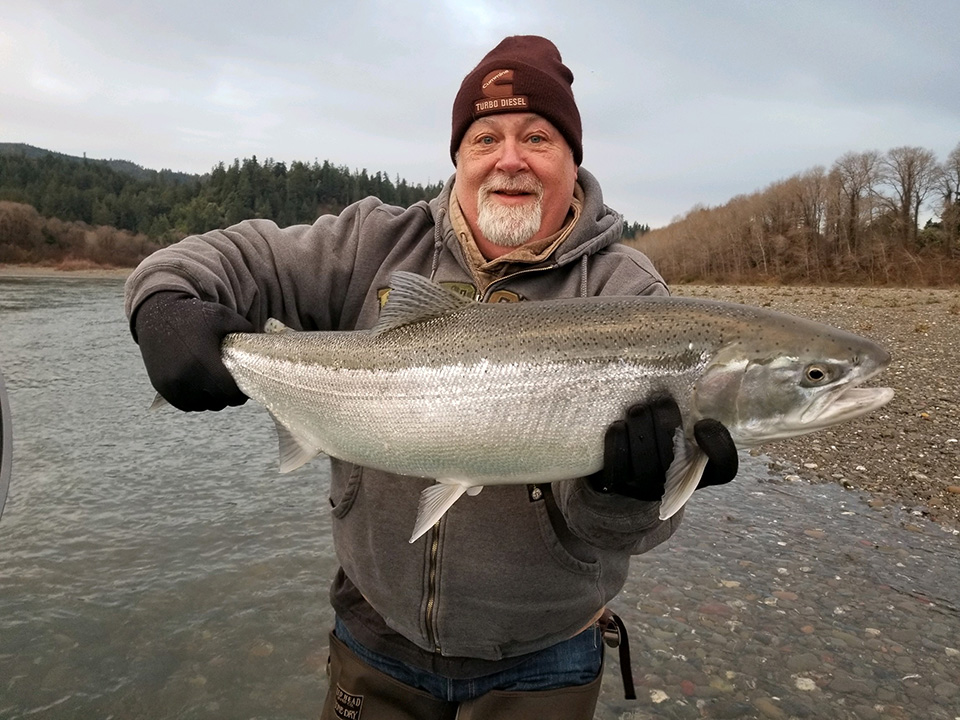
left=329, top=461, right=363, bottom=519
left=533, top=491, right=601, bottom=577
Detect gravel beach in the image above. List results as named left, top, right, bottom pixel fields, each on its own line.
left=674, top=284, right=960, bottom=530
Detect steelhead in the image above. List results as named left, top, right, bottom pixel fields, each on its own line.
left=220, top=271, right=894, bottom=543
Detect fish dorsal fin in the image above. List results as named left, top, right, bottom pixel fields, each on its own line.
left=373, top=271, right=473, bottom=335
left=271, top=413, right=320, bottom=473
left=659, top=428, right=709, bottom=520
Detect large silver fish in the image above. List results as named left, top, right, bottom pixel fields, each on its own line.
left=221, top=271, right=893, bottom=543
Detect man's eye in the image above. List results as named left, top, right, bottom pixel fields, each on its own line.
left=480, top=136, right=495, bottom=145
left=529, top=135, right=543, bottom=144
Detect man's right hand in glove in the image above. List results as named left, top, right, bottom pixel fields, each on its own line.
left=133, top=291, right=254, bottom=412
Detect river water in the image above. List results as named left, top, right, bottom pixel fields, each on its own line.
left=0, top=277, right=958, bottom=719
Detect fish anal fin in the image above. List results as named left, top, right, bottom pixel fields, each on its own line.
left=272, top=414, right=320, bottom=473
left=374, top=271, right=473, bottom=335
left=659, top=428, right=709, bottom=520
left=409, top=481, right=470, bottom=543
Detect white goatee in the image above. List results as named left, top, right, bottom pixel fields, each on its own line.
left=476, top=174, right=544, bottom=247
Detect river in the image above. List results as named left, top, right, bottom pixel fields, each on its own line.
left=0, top=277, right=957, bottom=719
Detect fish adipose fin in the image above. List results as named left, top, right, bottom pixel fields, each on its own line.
left=272, top=414, right=320, bottom=473
left=374, top=271, right=473, bottom=335
left=264, top=318, right=293, bottom=334
left=410, top=481, right=472, bottom=543
left=659, top=428, right=709, bottom=520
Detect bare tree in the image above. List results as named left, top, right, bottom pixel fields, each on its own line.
left=938, top=142, right=960, bottom=257
left=878, top=146, right=940, bottom=246
left=831, top=151, right=881, bottom=255
left=794, top=166, right=827, bottom=233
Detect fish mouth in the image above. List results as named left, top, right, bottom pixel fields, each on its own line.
left=799, top=383, right=895, bottom=430
left=797, top=352, right=894, bottom=429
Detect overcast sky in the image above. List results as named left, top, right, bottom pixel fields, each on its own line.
left=3, top=0, right=958, bottom=227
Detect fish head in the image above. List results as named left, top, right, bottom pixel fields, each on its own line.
left=692, top=321, right=894, bottom=446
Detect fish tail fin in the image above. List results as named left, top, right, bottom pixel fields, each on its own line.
left=409, top=481, right=470, bottom=543
left=272, top=414, right=320, bottom=473
left=659, top=428, right=709, bottom=520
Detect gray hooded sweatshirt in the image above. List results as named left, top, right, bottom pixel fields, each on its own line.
left=124, top=168, right=683, bottom=674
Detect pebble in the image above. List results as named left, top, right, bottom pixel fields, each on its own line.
left=934, top=681, right=958, bottom=698
left=753, top=697, right=787, bottom=719
left=248, top=640, right=274, bottom=658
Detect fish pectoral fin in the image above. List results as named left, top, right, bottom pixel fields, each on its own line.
left=149, top=392, right=169, bottom=410
left=659, top=429, right=709, bottom=520
left=409, top=481, right=470, bottom=543
left=271, top=415, right=320, bottom=473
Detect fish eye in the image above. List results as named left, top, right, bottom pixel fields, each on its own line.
left=803, top=364, right=829, bottom=384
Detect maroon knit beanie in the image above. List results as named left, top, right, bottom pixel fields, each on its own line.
left=450, top=35, right=582, bottom=166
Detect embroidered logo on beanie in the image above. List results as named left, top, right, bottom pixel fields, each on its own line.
left=474, top=69, right=529, bottom=114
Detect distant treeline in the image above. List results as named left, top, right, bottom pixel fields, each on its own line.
left=631, top=143, right=960, bottom=286
left=0, top=149, right=445, bottom=245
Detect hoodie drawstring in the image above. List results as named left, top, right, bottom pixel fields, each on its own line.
left=429, top=208, right=445, bottom=281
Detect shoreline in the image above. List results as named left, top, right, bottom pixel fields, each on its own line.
left=0, top=264, right=132, bottom=280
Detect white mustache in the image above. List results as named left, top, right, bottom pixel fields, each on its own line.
left=479, top=174, right=543, bottom=199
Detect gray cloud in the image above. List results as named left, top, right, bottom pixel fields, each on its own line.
left=3, top=0, right=958, bottom=227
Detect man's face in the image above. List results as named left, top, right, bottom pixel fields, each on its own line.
left=455, top=113, right=578, bottom=255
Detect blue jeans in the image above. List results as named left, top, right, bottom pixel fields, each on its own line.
left=333, top=616, right=603, bottom=703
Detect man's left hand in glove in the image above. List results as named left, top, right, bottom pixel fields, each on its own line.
left=587, top=396, right=739, bottom=502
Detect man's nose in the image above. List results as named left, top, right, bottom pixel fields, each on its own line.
left=494, top=138, right=528, bottom=174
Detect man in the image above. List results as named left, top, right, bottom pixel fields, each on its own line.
left=126, top=36, right=737, bottom=719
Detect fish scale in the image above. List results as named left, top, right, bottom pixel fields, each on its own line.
left=221, top=271, right=893, bottom=543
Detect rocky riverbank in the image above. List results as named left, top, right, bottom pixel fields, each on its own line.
left=675, top=284, right=960, bottom=530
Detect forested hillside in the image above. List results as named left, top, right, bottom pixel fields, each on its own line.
left=0, top=146, right=443, bottom=244
left=631, top=143, right=960, bottom=286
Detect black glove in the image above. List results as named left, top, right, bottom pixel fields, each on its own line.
left=134, top=291, right=254, bottom=412
left=587, top=397, right=739, bottom=501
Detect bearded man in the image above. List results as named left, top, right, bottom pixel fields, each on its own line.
left=125, top=35, right=738, bottom=719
